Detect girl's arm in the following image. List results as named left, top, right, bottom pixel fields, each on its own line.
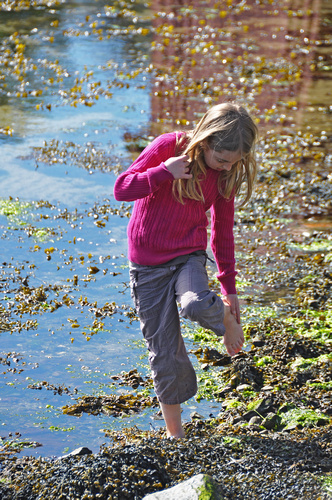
left=114, top=133, right=177, bottom=202
left=210, top=195, right=237, bottom=296
left=222, top=294, right=241, bottom=324
left=210, top=197, right=241, bottom=322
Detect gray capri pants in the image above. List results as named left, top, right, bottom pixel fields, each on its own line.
left=129, top=251, right=225, bottom=405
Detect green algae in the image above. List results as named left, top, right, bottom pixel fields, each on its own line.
left=223, top=399, right=243, bottom=410
left=284, top=311, right=332, bottom=341
left=0, top=198, right=61, bottom=241
left=196, top=371, right=222, bottom=403
left=306, top=381, right=332, bottom=390
left=255, top=356, right=274, bottom=367
left=222, top=436, right=242, bottom=449
left=320, top=475, right=332, bottom=496
left=0, top=198, right=31, bottom=224
left=297, top=274, right=317, bottom=284
left=184, top=325, right=222, bottom=349
left=288, top=240, right=332, bottom=253
left=243, top=306, right=278, bottom=324
left=0, top=436, right=41, bottom=456
left=48, top=425, right=75, bottom=432
left=289, top=353, right=332, bottom=371
left=197, top=475, right=223, bottom=500
left=246, top=398, right=264, bottom=412
left=241, top=389, right=259, bottom=399
left=279, top=407, right=330, bottom=430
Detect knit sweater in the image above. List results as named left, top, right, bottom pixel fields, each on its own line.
left=113, top=132, right=237, bottom=295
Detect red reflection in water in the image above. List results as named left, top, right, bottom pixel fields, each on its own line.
left=149, top=0, right=322, bottom=131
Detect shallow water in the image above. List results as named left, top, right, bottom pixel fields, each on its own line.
left=0, top=0, right=331, bottom=457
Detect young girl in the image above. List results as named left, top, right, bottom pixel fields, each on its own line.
left=114, top=102, right=258, bottom=438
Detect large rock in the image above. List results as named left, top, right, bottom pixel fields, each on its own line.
left=58, top=446, right=92, bottom=460
left=142, top=474, right=224, bottom=499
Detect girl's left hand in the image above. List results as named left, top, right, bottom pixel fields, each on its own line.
left=223, top=294, right=241, bottom=324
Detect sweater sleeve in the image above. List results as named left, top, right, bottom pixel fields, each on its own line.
left=210, top=195, right=237, bottom=296
left=114, top=133, right=176, bottom=202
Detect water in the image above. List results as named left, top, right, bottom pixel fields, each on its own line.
left=0, top=0, right=214, bottom=457
left=0, top=0, right=331, bottom=457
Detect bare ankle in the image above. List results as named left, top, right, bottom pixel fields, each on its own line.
left=160, top=402, right=184, bottom=438
left=167, top=429, right=185, bottom=439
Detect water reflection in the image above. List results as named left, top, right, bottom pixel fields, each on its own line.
left=149, top=0, right=331, bottom=133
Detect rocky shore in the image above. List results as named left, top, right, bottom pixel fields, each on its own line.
left=0, top=415, right=331, bottom=499
left=1, top=316, right=331, bottom=499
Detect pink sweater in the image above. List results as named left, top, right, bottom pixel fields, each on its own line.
left=113, top=132, right=237, bottom=295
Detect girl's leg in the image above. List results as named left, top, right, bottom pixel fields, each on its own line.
left=130, top=264, right=197, bottom=437
left=176, top=254, right=244, bottom=356
left=159, top=403, right=185, bottom=438
left=176, top=254, right=225, bottom=336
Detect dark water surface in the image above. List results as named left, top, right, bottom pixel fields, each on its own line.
left=0, top=0, right=331, bottom=457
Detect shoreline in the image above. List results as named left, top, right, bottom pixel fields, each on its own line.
left=1, top=420, right=331, bottom=499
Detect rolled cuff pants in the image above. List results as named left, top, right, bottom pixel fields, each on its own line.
left=129, top=252, right=225, bottom=405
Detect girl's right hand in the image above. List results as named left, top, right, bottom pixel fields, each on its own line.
left=164, top=154, right=193, bottom=179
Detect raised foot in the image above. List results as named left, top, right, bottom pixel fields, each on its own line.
left=222, top=305, right=244, bottom=356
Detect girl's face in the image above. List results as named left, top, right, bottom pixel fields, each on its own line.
left=203, top=148, right=242, bottom=172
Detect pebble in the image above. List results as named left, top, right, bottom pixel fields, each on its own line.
left=190, top=412, right=205, bottom=420
left=249, top=416, right=262, bottom=426
left=236, top=384, right=253, bottom=392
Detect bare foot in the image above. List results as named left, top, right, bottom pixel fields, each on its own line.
left=222, top=305, right=244, bottom=356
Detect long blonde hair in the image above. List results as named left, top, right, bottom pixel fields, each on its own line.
left=173, top=102, right=258, bottom=207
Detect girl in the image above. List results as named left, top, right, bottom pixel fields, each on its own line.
left=114, top=102, right=258, bottom=438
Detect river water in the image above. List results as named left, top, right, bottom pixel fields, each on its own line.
left=0, top=0, right=331, bottom=457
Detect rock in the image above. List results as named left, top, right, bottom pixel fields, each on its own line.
left=232, top=416, right=244, bottom=425
left=317, top=416, right=330, bottom=426
left=229, top=374, right=240, bottom=388
left=260, top=385, right=274, bottom=392
left=58, top=446, right=92, bottom=460
left=142, top=474, right=224, bottom=499
left=218, top=384, right=232, bottom=396
left=242, top=410, right=258, bottom=421
left=249, top=416, right=262, bottom=426
left=262, top=412, right=279, bottom=430
left=252, top=338, right=265, bottom=347
left=190, top=412, right=205, bottom=420
left=236, top=384, right=253, bottom=392
left=151, top=411, right=164, bottom=421
left=249, top=397, right=274, bottom=415
left=308, top=300, right=319, bottom=309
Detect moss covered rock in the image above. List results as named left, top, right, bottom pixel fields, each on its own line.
left=142, top=474, right=224, bottom=500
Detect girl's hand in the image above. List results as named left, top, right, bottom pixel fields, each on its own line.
left=164, top=154, right=192, bottom=180
left=223, top=294, right=241, bottom=324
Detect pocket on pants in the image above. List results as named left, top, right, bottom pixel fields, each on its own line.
left=129, top=268, right=164, bottom=320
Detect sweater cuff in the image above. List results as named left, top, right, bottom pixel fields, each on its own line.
left=219, top=275, right=237, bottom=296
left=147, top=163, right=174, bottom=190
